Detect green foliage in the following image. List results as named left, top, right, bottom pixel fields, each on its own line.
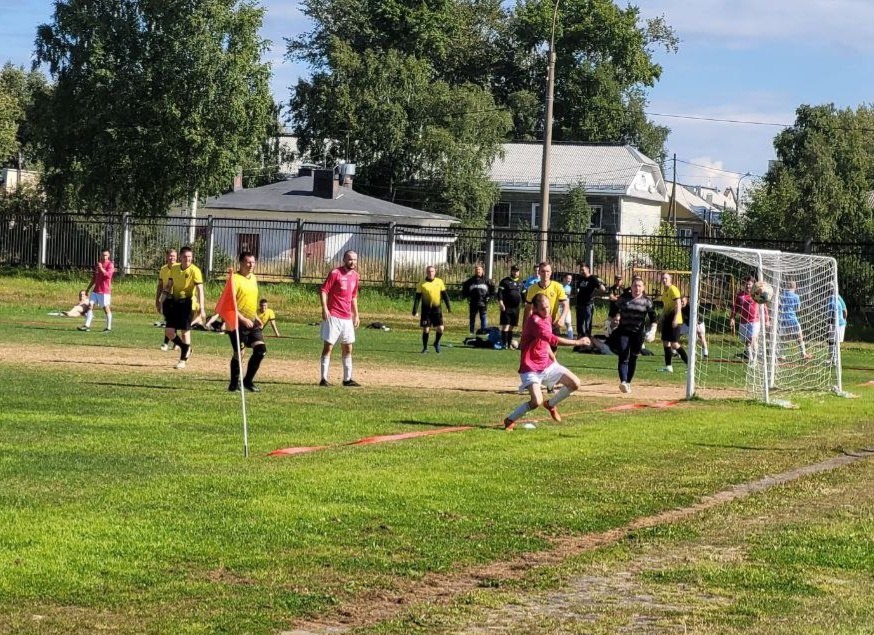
left=290, top=42, right=510, bottom=226
left=551, top=184, right=591, bottom=265
left=0, top=63, right=50, bottom=169
left=642, top=220, right=691, bottom=271
left=288, top=0, right=677, bottom=224
left=33, top=0, right=274, bottom=217
left=746, top=104, right=874, bottom=243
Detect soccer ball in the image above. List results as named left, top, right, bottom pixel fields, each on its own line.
left=751, top=281, right=774, bottom=304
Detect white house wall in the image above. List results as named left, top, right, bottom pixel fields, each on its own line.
left=619, top=199, right=662, bottom=235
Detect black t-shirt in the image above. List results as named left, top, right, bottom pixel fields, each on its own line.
left=462, top=275, right=495, bottom=307
left=498, top=276, right=523, bottom=309
left=609, top=292, right=658, bottom=335
left=574, top=274, right=604, bottom=306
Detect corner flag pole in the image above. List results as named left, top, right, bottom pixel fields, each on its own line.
left=215, top=268, right=249, bottom=457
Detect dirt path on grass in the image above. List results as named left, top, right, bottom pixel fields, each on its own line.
left=283, top=448, right=874, bottom=635
left=0, top=341, right=689, bottom=403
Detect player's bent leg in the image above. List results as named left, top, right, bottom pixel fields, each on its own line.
left=243, top=344, right=266, bottom=392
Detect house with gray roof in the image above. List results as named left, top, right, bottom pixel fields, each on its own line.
left=489, top=142, right=668, bottom=235
left=198, top=169, right=459, bottom=275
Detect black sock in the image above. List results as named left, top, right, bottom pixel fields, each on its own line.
left=664, top=349, right=673, bottom=366
left=173, top=336, right=183, bottom=348
left=434, top=331, right=443, bottom=346
left=422, top=332, right=429, bottom=349
left=163, top=336, right=169, bottom=345
left=179, top=343, right=190, bottom=360
left=677, top=347, right=688, bottom=364
left=230, top=358, right=241, bottom=385
left=244, top=347, right=266, bottom=384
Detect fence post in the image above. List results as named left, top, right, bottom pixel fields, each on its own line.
left=205, top=215, right=215, bottom=279
left=586, top=230, right=594, bottom=269
left=38, top=212, right=48, bottom=268
left=385, top=223, right=397, bottom=286
left=121, top=214, right=132, bottom=275
left=294, top=219, right=305, bottom=282
left=485, top=224, right=495, bottom=281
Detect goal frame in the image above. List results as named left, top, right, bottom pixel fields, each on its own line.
left=685, top=244, right=843, bottom=404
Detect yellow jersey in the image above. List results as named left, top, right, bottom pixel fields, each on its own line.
left=417, top=278, right=446, bottom=308
left=233, top=272, right=258, bottom=320
left=257, top=307, right=276, bottom=325
left=661, top=284, right=683, bottom=323
left=168, top=264, right=204, bottom=300
left=525, top=280, right=567, bottom=320
left=158, top=264, right=174, bottom=289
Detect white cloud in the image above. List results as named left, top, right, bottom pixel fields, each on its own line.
left=639, top=0, right=874, bottom=53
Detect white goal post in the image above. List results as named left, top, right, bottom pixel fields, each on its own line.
left=685, top=244, right=843, bottom=404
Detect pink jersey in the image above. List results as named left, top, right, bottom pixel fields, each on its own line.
left=518, top=312, right=558, bottom=373
left=732, top=291, right=765, bottom=323
left=320, top=267, right=359, bottom=319
left=93, top=260, right=115, bottom=294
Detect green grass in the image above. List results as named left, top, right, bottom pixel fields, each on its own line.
left=0, top=274, right=873, bottom=633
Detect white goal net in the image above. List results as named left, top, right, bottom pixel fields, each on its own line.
left=686, top=245, right=843, bottom=404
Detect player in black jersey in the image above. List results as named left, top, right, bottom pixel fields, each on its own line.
left=497, top=265, right=523, bottom=349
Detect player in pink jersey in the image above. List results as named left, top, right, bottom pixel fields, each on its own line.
left=78, top=249, right=115, bottom=332
left=319, top=250, right=361, bottom=386
left=503, top=294, right=590, bottom=430
left=729, top=275, right=769, bottom=362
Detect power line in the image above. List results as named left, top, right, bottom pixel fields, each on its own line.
left=646, top=112, right=791, bottom=128
left=676, top=159, right=763, bottom=178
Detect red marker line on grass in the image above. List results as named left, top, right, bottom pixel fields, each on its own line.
left=268, top=426, right=472, bottom=457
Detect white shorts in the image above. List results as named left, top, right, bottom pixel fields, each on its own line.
left=519, top=361, right=570, bottom=391
left=321, top=316, right=355, bottom=345
left=739, top=321, right=760, bottom=344
left=89, top=292, right=111, bottom=308
left=835, top=324, right=846, bottom=344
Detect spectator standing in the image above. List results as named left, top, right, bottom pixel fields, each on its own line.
left=497, top=265, right=524, bottom=349
left=461, top=264, right=495, bottom=335
left=319, top=250, right=361, bottom=387
left=573, top=263, right=606, bottom=340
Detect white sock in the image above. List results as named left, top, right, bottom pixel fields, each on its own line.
left=702, top=347, right=708, bottom=356
left=800, top=342, right=807, bottom=356
left=84, top=310, right=93, bottom=327
left=342, top=355, right=352, bottom=382
left=547, top=386, right=572, bottom=408
left=320, top=356, right=330, bottom=381
left=106, top=313, right=113, bottom=330
left=507, top=401, right=532, bottom=422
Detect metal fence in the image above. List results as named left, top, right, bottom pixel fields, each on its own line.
left=2, top=211, right=873, bottom=315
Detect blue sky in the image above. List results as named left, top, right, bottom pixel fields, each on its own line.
left=3, top=0, right=873, bottom=199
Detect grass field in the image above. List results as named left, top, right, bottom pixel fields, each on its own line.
left=0, top=273, right=872, bottom=634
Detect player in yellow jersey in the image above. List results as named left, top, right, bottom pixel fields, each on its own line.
left=522, top=261, right=569, bottom=332
left=227, top=251, right=267, bottom=392
left=159, top=245, right=205, bottom=369
left=412, top=265, right=452, bottom=353
left=658, top=271, right=688, bottom=373
left=257, top=298, right=280, bottom=337
left=156, top=248, right=177, bottom=350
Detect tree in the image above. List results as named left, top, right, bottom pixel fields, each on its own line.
left=288, top=0, right=677, bottom=227
left=0, top=63, right=50, bottom=169
left=497, top=0, right=677, bottom=160
left=290, top=42, right=510, bottom=224
left=34, top=0, right=273, bottom=216
left=744, top=104, right=874, bottom=243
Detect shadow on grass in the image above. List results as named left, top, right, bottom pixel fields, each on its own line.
left=396, top=419, right=497, bottom=430
left=87, top=381, right=186, bottom=390
left=692, top=442, right=802, bottom=452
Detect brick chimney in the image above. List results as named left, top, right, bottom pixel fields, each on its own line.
left=233, top=169, right=243, bottom=192
left=339, top=163, right=356, bottom=189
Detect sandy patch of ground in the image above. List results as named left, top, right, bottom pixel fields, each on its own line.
left=0, top=341, right=688, bottom=403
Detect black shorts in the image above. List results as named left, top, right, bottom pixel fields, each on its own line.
left=161, top=298, right=173, bottom=322
left=167, top=298, right=193, bottom=331
left=419, top=306, right=444, bottom=328
left=227, top=325, right=265, bottom=350
left=660, top=314, right=680, bottom=342
left=500, top=307, right=520, bottom=327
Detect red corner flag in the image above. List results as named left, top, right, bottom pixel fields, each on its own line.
left=215, top=268, right=238, bottom=330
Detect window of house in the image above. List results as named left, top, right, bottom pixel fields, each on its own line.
left=678, top=227, right=693, bottom=246
left=491, top=202, right=511, bottom=228
left=237, top=233, right=261, bottom=259
left=590, top=205, right=603, bottom=229
left=530, top=203, right=553, bottom=229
